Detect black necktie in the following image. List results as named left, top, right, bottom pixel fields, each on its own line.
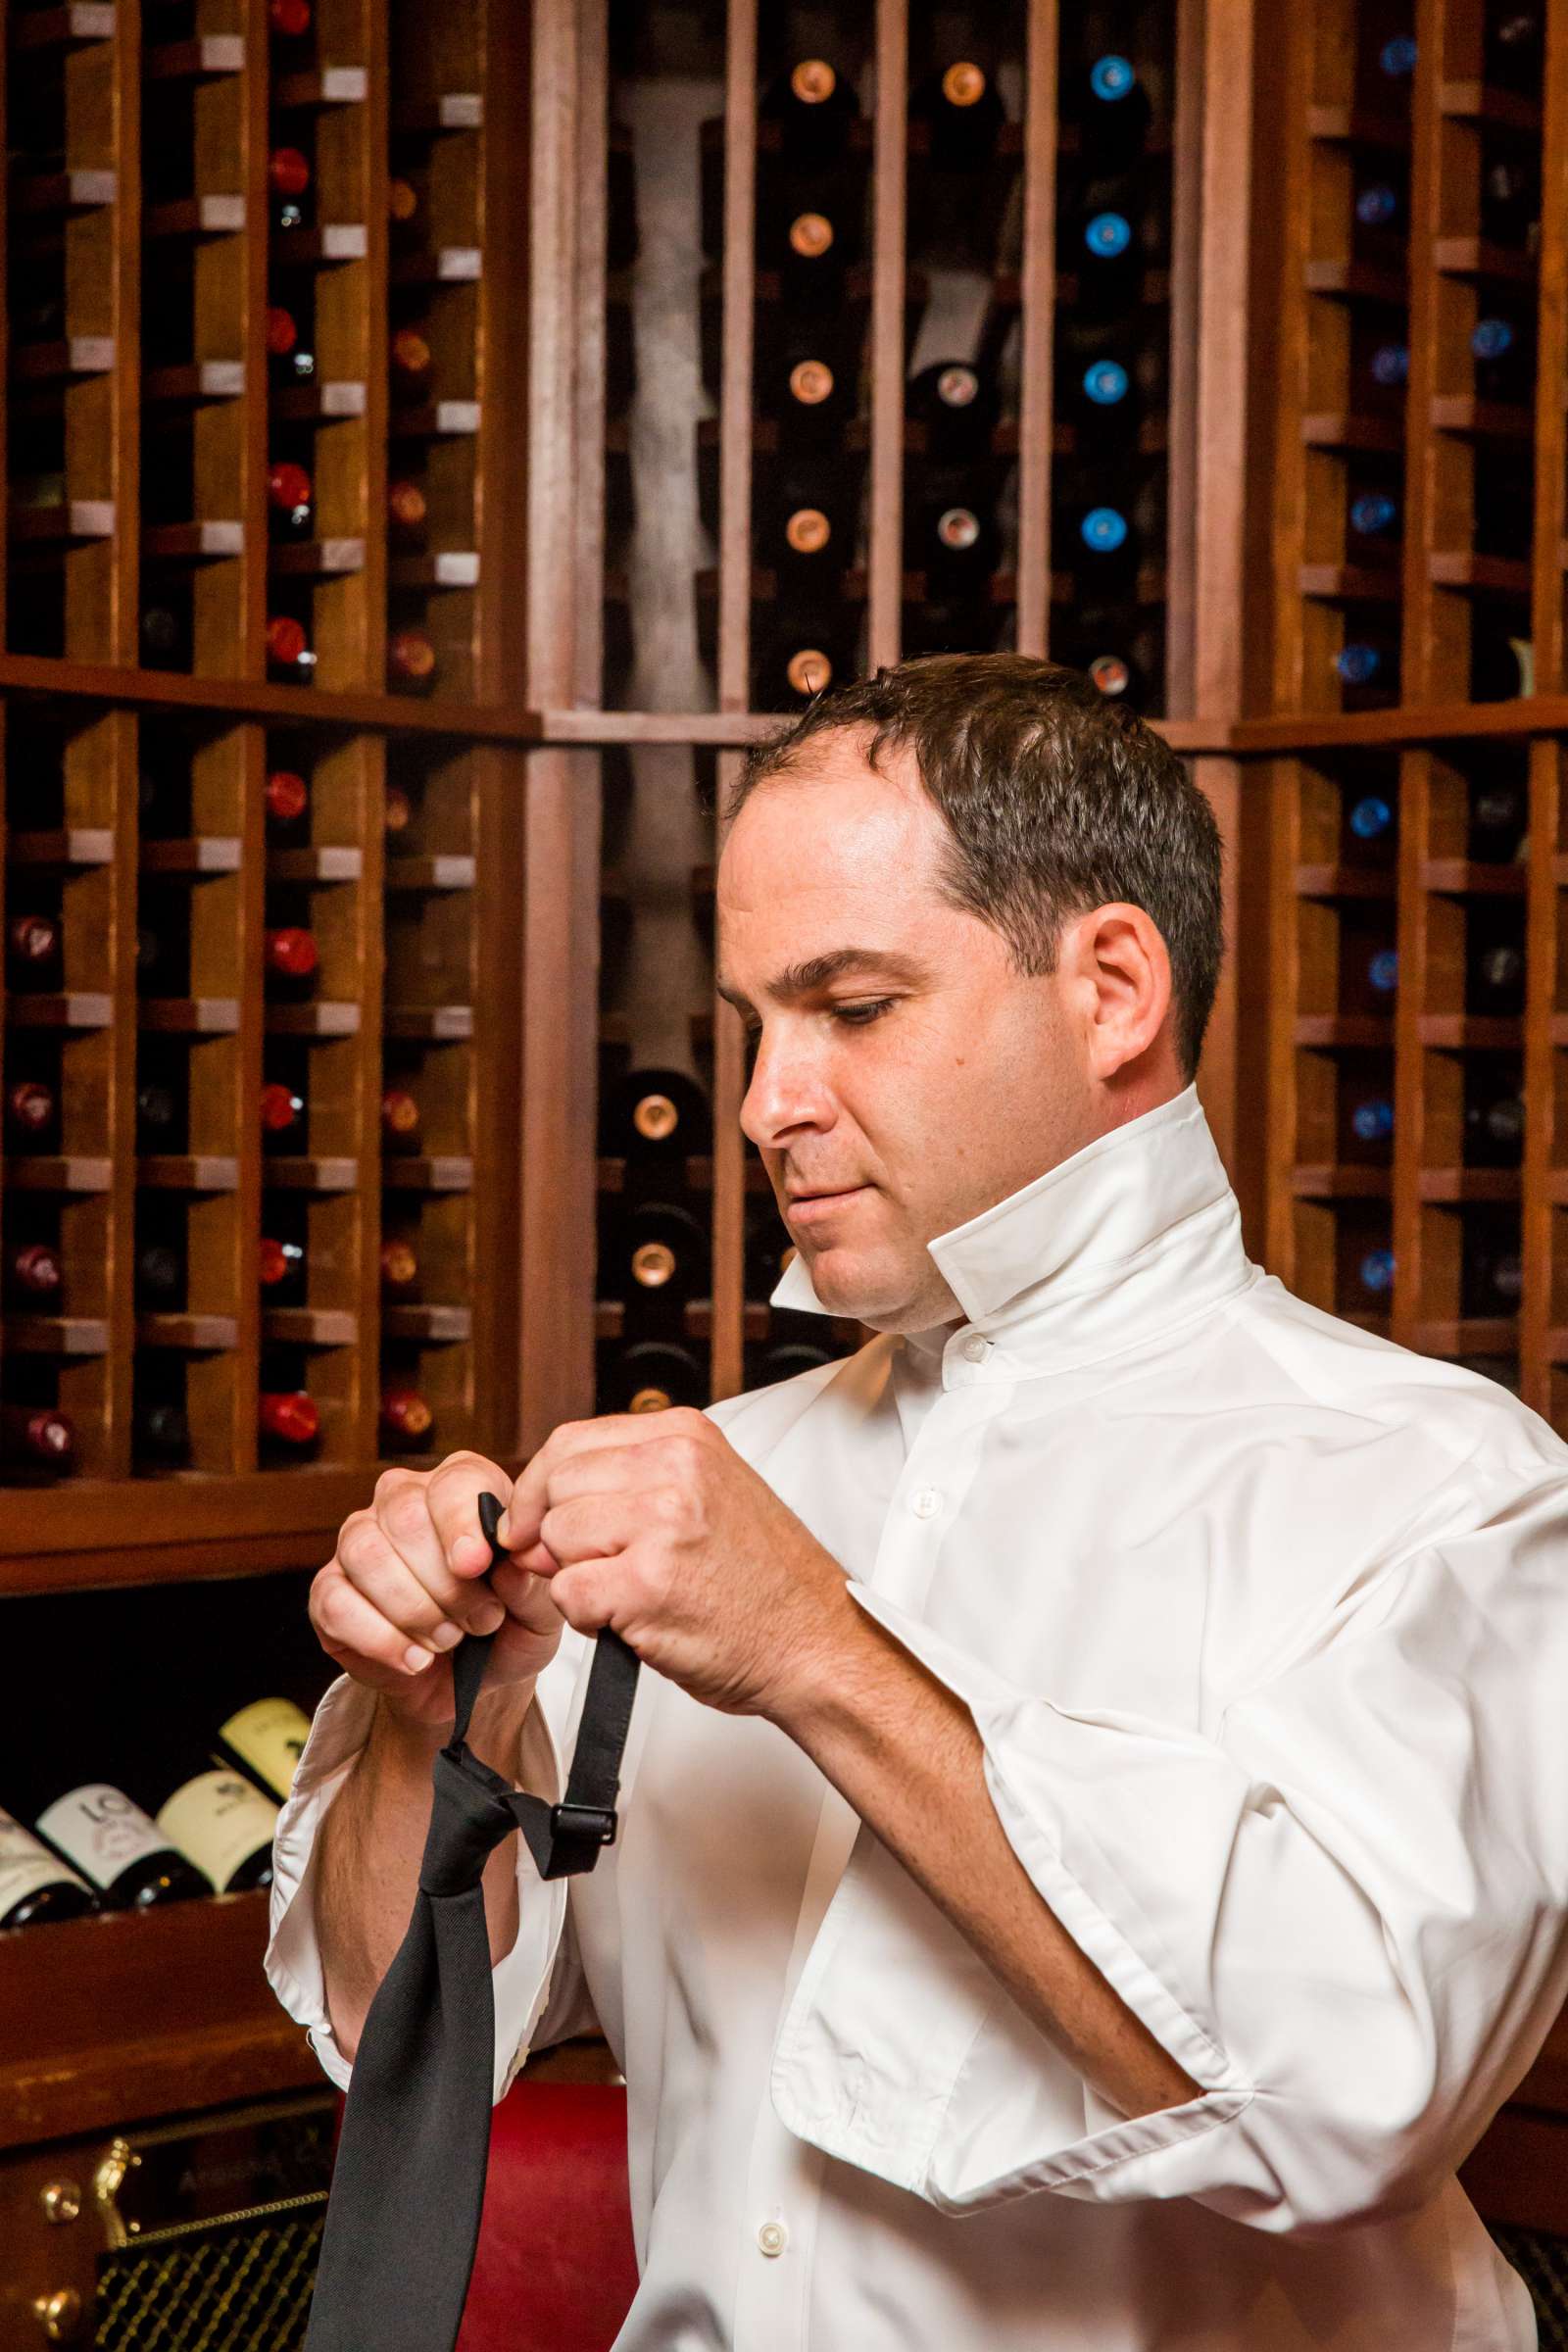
left=302, top=1491, right=640, bottom=2352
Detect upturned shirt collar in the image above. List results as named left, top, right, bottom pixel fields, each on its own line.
left=767, top=1082, right=1256, bottom=1382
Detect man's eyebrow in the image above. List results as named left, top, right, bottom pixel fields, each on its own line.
left=714, top=947, right=934, bottom=1015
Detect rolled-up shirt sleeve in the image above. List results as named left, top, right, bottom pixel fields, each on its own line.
left=264, top=1671, right=571, bottom=2106
left=772, top=1471, right=1568, bottom=2241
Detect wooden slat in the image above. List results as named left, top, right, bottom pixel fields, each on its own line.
left=865, top=0, right=907, bottom=672
left=1012, top=0, right=1057, bottom=657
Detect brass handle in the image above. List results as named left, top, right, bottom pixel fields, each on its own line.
left=39, top=2180, right=81, bottom=2225
left=31, top=2287, right=83, bottom=2342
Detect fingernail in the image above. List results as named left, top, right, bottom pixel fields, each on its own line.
left=404, top=1644, right=435, bottom=1672
left=494, top=1512, right=512, bottom=1546
left=452, top=1533, right=488, bottom=1569
left=430, top=1621, right=465, bottom=1649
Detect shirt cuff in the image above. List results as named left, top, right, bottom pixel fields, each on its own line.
left=264, top=1672, right=569, bottom=2106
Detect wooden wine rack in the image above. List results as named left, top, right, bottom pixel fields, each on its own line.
left=0, top=0, right=1559, bottom=2290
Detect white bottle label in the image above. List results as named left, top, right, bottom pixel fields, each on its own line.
left=158, top=1770, right=278, bottom=1892
left=35, top=1784, right=170, bottom=1890
left=0, top=1807, right=92, bottom=1912
left=220, top=1697, right=314, bottom=1799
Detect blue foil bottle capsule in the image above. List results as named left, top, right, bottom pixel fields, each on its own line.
left=1358, top=1247, right=1396, bottom=1295
left=1348, top=793, right=1394, bottom=839
left=1351, top=1098, right=1395, bottom=1144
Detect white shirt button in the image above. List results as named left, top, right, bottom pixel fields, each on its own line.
left=961, top=1334, right=990, bottom=1362
left=910, top=1487, right=943, bottom=1519
left=757, top=2219, right=788, bottom=2257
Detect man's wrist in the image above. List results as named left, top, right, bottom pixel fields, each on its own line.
left=762, top=1577, right=887, bottom=1744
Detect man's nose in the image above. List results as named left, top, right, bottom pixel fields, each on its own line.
left=739, top=1034, right=828, bottom=1145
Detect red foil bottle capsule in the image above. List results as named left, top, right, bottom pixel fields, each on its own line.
left=259, top=1236, right=306, bottom=1289
left=7, top=1079, right=56, bottom=1137
left=260, top=1390, right=319, bottom=1446
left=265, top=768, right=310, bottom=827
left=11, top=1243, right=63, bottom=1297
left=265, top=927, right=319, bottom=981
left=380, top=1087, right=420, bottom=1146
left=380, top=1239, right=418, bottom=1291
left=260, top=1080, right=305, bottom=1137
left=380, top=1387, right=434, bottom=1443
left=266, top=613, right=313, bottom=674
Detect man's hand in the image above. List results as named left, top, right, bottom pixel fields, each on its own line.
left=496, top=1408, right=852, bottom=1719
left=311, top=1452, right=568, bottom=1732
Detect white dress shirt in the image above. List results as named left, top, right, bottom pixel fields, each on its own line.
left=266, top=1082, right=1568, bottom=2348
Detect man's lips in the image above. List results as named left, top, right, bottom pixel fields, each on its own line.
left=786, top=1185, right=867, bottom=1218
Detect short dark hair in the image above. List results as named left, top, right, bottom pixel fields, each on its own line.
left=721, top=654, right=1225, bottom=1083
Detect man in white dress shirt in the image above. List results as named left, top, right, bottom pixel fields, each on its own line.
left=267, top=655, right=1568, bottom=2347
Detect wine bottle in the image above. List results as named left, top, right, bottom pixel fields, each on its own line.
left=1470, top=780, right=1527, bottom=859
left=1472, top=316, right=1531, bottom=405
left=0, top=1805, right=97, bottom=1928
left=380, top=1086, right=420, bottom=1149
left=906, top=488, right=1002, bottom=592
left=771, top=349, right=853, bottom=442
left=1070, top=501, right=1142, bottom=588
left=765, top=203, right=862, bottom=288
left=906, top=360, right=999, bottom=461
left=135, top=1242, right=183, bottom=1304
left=7, top=1079, right=57, bottom=1144
left=388, top=175, right=419, bottom=241
left=1065, top=50, right=1153, bottom=170
left=1367, top=946, right=1399, bottom=998
left=1368, top=340, right=1409, bottom=392
left=1348, top=489, right=1399, bottom=545
left=1485, top=8, right=1542, bottom=92
left=388, top=626, right=437, bottom=691
left=598, top=1064, right=712, bottom=1158
left=135, top=1401, right=191, bottom=1462
left=1357, top=1247, right=1396, bottom=1298
left=744, top=1204, right=796, bottom=1298
left=390, top=325, right=433, bottom=402
left=1465, top=1091, right=1525, bottom=1165
left=1061, top=205, right=1143, bottom=319
left=265, top=926, right=319, bottom=992
left=9, top=912, right=62, bottom=983
left=1463, top=1246, right=1524, bottom=1317
left=1471, top=625, right=1531, bottom=702
left=388, top=477, right=428, bottom=540
left=269, top=144, right=313, bottom=232
left=151, top=1730, right=279, bottom=1893
left=218, top=1693, right=316, bottom=1800
left=605, top=1199, right=710, bottom=1322
left=753, top=630, right=857, bottom=704
left=1469, top=940, right=1525, bottom=1012
left=1353, top=180, right=1403, bottom=239
left=9, top=1242, right=63, bottom=1300
left=267, top=302, right=316, bottom=386
left=141, top=601, right=192, bottom=671
left=266, top=612, right=316, bottom=678
left=385, top=781, right=415, bottom=836
left=1068, top=356, right=1140, bottom=442
left=599, top=1339, right=706, bottom=1414
left=1348, top=1095, right=1394, bottom=1145
left=1348, top=791, right=1395, bottom=843
left=260, top=1235, right=307, bottom=1298
left=1082, top=649, right=1151, bottom=703
left=0, top=1404, right=74, bottom=1468
left=908, top=60, right=1006, bottom=168
left=381, top=1237, right=418, bottom=1292
left=270, top=0, right=311, bottom=33
left=381, top=1387, right=434, bottom=1446
left=758, top=58, right=858, bottom=154
left=1377, top=32, right=1417, bottom=80
left=265, top=766, right=310, bottom=832
left=260, top=1389, right=319, bottom=1447
left=1481, top=155, right=1539, bottom=249
left=267, top=459, right=313, bottom=542
left=754, top=1338, right=840, bottom=1383
left=1336, top=638, right=1399, bottom=698
left=260, top=1079, right=306, bottom=1149
left=23, top=1740, right=210, bottom=1911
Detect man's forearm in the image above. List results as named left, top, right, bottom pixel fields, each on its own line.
left=771, top=1598, right=1203, bottom=2123
left=317, top=1682, right=535, bottom=2064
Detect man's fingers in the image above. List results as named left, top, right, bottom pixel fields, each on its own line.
left=423, top=1451, right=514, bottom=1576
left=314, top=1554, right=455, bottom=1678
left=336, top=1509, right=488, bottom=1648
left=532, top=1491, right=642, bottom=1572
left=499, top=1410, right=703, bottom=1548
